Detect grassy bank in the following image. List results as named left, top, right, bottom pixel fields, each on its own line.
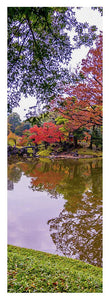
left=7, top=245, right=102, bottom=293
left=78, top=148, right=102, bottom=157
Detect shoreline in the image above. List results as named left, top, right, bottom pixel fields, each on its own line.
left=49, top=154, right=102, bottom=159
left=8, top=153, right=102, bottom=163
left=8, top=146, right=102, bottom=161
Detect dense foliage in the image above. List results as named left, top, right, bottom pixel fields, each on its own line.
left=7, top=7, right=102, bottom=112
left=29, top=122, right=64, bottom=144
left=8, top=112, right=21, bottom=133
left=7, top=8, right=103, bottom=150
left=8, top=112, right=31, bottom=137
left=51, top=34, right=103, bottom=148
left=16, top=33, right=102, bottom=150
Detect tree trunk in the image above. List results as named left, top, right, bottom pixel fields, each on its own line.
left=74, top=136, right=78, bottom=148
left=89, top=125, right=95, bottom=149
left=89, top=136, right=93, bottom=149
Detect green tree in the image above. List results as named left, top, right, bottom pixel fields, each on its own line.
left=90, top=126, right=102, bottom=150
left=8, top=112, right=21, bottom=132
left=8, top=165, right=22, bottom=183
left=7, top=7, right=102, bottom=112
left=15, top=121, right=31, bottom=136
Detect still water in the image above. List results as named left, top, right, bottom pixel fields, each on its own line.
left=8, top=158, right=102, bottom=267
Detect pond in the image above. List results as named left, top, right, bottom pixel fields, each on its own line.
left=8, top=158, right=102, bottom=267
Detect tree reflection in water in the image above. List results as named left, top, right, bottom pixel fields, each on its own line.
left=8, top=158, right=102, bottom=266
left=48, top=195, right=102, bottom=267
left=8, top=164, right=22, bottom=190
left=47, top=160, right=102, bottom=267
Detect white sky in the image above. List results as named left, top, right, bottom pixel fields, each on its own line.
left=13, top=7, right=103, bottom=120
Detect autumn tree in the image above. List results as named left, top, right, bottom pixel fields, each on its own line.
left=80, top=33, right=103, bottom=148
left=52, top=33, right=103, bottom=148
left=28, top=122, right=64, bottom=147
left=8, top=131, right=21, bottom=146
left=18, top=132, right=29, bottom=147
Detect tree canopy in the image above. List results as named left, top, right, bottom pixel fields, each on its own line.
left=7, top=7, right=102, bottom=113
left=51, top=33, right=102, bottom=147
left=8, top=112, right=21, bottom=132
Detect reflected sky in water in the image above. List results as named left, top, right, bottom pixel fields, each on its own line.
left=8, top=175, right=65, bottom=254
left=8, top=158, right=102, bottom=267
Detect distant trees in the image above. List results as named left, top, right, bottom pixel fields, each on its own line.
left=8, top=112, right=31, bottom=137
left=8, top=131, right=21, bottom=146
left=15, top=121, right=30, bottom=136
left=8, top=112, right=21, bottom=133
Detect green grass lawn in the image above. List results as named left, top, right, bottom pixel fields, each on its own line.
left=78, top=148, right=102, bottom=157
left=7, top=245, right=102, bottom=293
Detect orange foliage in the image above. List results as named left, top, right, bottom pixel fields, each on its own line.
left=8, top=131, right=21, bottom=145
left=52, top=34, right=103, bottom=134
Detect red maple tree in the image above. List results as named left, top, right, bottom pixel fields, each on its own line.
left=52, top=33, right=103, bottom=147
left=29, top=122, right=64, bottom=145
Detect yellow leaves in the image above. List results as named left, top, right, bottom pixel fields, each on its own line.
left=8, top=131, right=21, bottom=146
left=86, top=106, right=91, bottom=111
left=31, top=283, right=36, bottom=288
left=8, top=131, right=17, bottom=140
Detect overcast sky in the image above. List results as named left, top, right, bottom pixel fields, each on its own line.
left=13, top=7, right=103, bottom=121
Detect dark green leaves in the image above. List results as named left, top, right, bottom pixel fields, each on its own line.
left=7, top=7, right=102, bottom=114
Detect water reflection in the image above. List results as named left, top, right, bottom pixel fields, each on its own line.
left=8, top=164, right=22, bottom=189
left=8, top=158, right=102, bottom=267
left=8, top=179, right=14, bottom=190
left=48, top=196, right=102, bottom=267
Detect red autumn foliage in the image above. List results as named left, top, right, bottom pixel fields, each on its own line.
left=29, top=122, right=64, bottom=144
left=18, top=161, right=64, bottom=191
left=52, top=33, right=103, bottom=134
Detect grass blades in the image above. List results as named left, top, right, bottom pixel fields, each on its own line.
left=7, top=245, right=102, bottom=293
